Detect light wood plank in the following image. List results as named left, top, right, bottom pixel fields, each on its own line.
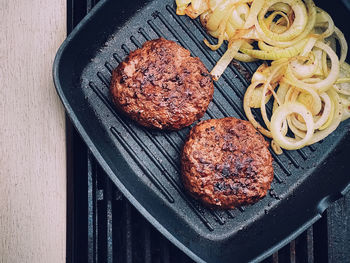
left=0, top=0, right=67, bottom=262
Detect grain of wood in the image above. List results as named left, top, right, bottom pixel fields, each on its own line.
left=0, top=0, right=66, bottom=262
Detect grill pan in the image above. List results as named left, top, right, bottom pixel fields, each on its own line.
left=53, top=0, right=350, bottom=262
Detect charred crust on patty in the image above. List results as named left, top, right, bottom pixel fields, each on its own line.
left=110, top=38, right=214, bottom=130
left=181, top=117, right=274, bottom=209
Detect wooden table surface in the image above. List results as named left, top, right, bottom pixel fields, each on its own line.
left=0, top=0, right=67, bottom=262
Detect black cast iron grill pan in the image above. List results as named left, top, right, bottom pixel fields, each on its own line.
left=53, top=0, right=350, bottom=262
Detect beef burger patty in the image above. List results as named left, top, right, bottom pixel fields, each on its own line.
left=110, top=38, right=214, bottom=130
left=181, top=117, right=274, bottom=209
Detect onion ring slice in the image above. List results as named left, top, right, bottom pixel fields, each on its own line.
left=271, top=102, right=314, bottom=150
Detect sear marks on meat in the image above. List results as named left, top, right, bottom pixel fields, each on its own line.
left=181, top=117, right=274, bottom=209
left=110, top=38, right=214, bottom=130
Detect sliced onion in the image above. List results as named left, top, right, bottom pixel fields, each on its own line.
left=205, top=0, right=233, bottom=32
left=334, top=27, right=348, bottom=64
left=204, top=30, right=225, bottom=50
left=284, top=41, right=340, bottom=93
left=241, top=38, right=308, bottom=60
left=243, top=0, right=265, bottom=29
left=254, top=0, right=316, bottom=48
left=271, top=102, right=314, bottom=150
left=340, top=95, right=350, bottom=121
left=321, top=46, right=329, bottom=76
left=210, top=39, right=243, bottom=80
left=287, top=114, right=307, bottom=139
left=289, top=57, right=318, bottom=79
left=233, top=51, right=257, bottom=62
left=264, top=11, right=290, bottom=34
left=283, top=77, right=322, bottom=115
left=258, top=41, right=276, bottom=51
left=257, top=0, right=308, bottom=42
left=336, top=78, right=350, bottom=84
left=229, top=3, right=249, bottom=28
left=312, top=48, right=324, bottom=76
left=307, top=89, right=342, bottom=144
left=319, top=90, right=335, bottom=130
left=176, top=0, right=192, bottom=15
left=332, top=63, right=350, bottom=95
left=271, top=140, right=283, bottom=155
left=177, top=0, right=350, bottom=152
left=244, top=81, right=273, bottom=138
left=268, top=2, right=292, bottom=14
left=315, top=7, right=335, bottom=39
left=300, top=37, right=317, bottom=56
left=260, top=63, right=287, bottom=129
left=311, top=92, right=332, bottom=130
left=248, top=84, right=272, bottom=108
left=208, top=0, right=224, bottom=11
left=334, top=81, right=350, bottom=96
left=273, top=81, right=290, bottom=112
left=292, top=92, right=332, bottom=130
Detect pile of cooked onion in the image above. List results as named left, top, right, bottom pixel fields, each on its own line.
left=176, top=0, right=350, bottom=153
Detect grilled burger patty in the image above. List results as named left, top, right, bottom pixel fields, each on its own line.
left=110, top=38, right=214, bottom=130
left=181, top=117, right=274, bottom=209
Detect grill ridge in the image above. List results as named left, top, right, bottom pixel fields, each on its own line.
left=238, top=206, right=245, bottom=212
left=188, top=14, right=321, bottom=159
left=188, top=13, right=254, bottom=87
left=89, top=81, right=175, bottom=203
left=194, top=15, right=319, bottom=156
left=148, top=11, right=288, bottom=181
left=226, top=210, right=235, bottom=218
left=270, top=151, right=291, bottom=177
left=96, top=39, right=247, bottom=225
left=89, top=81, right=218, bottom=230
left=309, top=144, right=317, bottom=151
left=165, top=6, right=314, bottom=164
left=104, top=62, right=114, bottom=73
left=163, top=9, right=305, bottom=169
left=163, top=8, right=247, bottom=97
left=210, top=210, right=226, bottom=225
left=167, top=8, right=251, bottom=101
left=110, top=126, right=175, bottom=203
left=96, top=63, right=234, bottom=227
left=298, top=148, right=308, bottom=160
left=138, top=27, right=152, bottom=41
left=90, top=14, right=292, bottom=222
left=123, top=33, right=288, bottom=204
left=150, top=10, right=253, bottom=121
